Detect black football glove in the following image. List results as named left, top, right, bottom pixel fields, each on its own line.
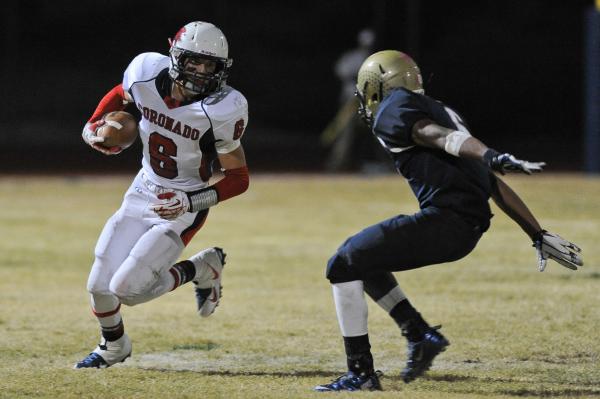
left=533, top=230, right=583, bottom=272
left=483, top=149, right=545, bottom=175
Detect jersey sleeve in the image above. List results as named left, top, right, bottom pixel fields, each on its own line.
left=122, top=52, right=169, bottom=92
left=210, top=89, right=249, bottom=154
left=374, top=89, right=429, bottom=149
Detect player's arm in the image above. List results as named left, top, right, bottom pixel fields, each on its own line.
left=411, top=119, right=545, bottom=174
left=489, top=174, right=541, bottom=239
left=490, top=174, right=583, bottom=272
left=186, top=145, right=250, bottom=212
left=87, top=84, right=133, bottom=123
left=82, top=84, right=134, bottom=155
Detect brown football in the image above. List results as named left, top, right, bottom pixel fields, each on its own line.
left=97, top=111, right=138, bottom=149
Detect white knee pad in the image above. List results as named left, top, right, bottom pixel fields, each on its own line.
left=110, top=227, right=184, bottom=306
left=87, top=257, right=117, bottom=296
left=88, top=211, right=148, bottom=296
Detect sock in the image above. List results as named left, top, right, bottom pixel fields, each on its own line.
left=374, top=285, right=406, bottom=312
left=101, top=319, right=124, bottom=341
left=169, top=260, right=197, bottom=290
left=390, top=299, right=430, bottom=342
left=332, top=281, right=368, bottom=337
left=343, top=335, right=374, bottom=376
left=91, top=296, right=124, bottom=342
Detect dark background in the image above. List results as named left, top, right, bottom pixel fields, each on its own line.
left=0, top=0, right=593, bottom=173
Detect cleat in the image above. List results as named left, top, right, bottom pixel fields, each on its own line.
left=314, top=370, right=383, bottom=392
left=401, top=326, right=449, bottom=383
left=74, top=333, right=132, bottom=369
left=191, top=247, right=226, bottom=317
left=74, top=352, right=110, bottom=369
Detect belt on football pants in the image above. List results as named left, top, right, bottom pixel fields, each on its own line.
left=140, top=172, right=164, bottom=193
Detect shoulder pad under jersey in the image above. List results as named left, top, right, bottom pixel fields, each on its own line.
left=204, top=86, right=249, bottom=153
left=202, top=86, right=248, bottom=122
left=123, top=52, right=169, bottom=91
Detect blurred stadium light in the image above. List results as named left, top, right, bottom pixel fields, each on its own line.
left=584, top=2, right=600, bottom=173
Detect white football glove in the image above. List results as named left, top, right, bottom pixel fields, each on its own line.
left=150, top=189, right=190, bottom=220
left=82, top=120, right=122, bottom=155
left=533, top=230, right=583, bottom=272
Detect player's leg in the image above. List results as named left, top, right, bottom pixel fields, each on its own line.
left=363, top=273, right=430, bottom=342
left=167, top=208, right=227, bottom=317
left=108, top=215, right=224, bottom=312
left=362, top=273, right=449, bottom=383
left=321, top=207, right=481, bottom=386
left=76, top=204, right=149, bottom=369
left=315, top=254, right=383, bottom=391
left=108, top=225, right=186, bottom=305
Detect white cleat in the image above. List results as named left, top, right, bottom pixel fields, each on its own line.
left=74, top=333, right=132, bottom=369
left=190, top=247, right=226, bottom=317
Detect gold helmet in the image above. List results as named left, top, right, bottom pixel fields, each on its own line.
left=356, top=50, right=424, bottom=126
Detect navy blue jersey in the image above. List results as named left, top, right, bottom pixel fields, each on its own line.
left=373, top=88, right=493, bottom=230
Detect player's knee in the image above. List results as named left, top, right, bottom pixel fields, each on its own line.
left=326, top=251, right=360, bottom=284
left=87, top=277, right=104, bottom=296
left=109, top=286, right=141, bottom=307
left=87, top=282, right=107, bottom=297
left=115, top=295, right=141, bottom=307
left=86, top=258, right=113, bottom=295
left=109, top=276, right=141, bottom=307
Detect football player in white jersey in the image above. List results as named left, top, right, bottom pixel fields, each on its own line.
left=76, top=21, right=249, bottom=368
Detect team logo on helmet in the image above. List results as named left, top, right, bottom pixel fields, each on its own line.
left=173, top=27, right=186, bottom=42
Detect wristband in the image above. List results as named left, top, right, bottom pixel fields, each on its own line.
left=187, top=187, right=218, bottom=212
left=482, top=148, right=501, bottom=167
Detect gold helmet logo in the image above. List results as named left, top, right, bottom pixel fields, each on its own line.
left=356, top=50, right=423, bottom=126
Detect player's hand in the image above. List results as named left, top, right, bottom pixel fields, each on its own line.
left=533, top=230, right=583, bottom=272
left=150, top=189, right=190, bottom=220
left=484, top=150, right=545, bottom=175
left=82, top=120, right=122, bottom=155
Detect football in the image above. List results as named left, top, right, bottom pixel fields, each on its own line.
left=97, top=111, right=139, bottom=149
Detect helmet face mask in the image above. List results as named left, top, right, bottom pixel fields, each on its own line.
left=168, top=21, right=233, bottom=97
left=355, top=86, right=375, bottom=127
left=356, top=50, right=424, bottom=126
left=169, top=48, right=230, bottom=95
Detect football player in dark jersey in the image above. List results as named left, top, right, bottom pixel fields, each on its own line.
left=315, top=50, right=583, bottom=392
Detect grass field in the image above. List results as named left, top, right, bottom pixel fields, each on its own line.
left=0, top=173, right=599, bottom=398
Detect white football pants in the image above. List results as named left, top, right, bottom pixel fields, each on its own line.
left=87, top=170, right=207, bottom=311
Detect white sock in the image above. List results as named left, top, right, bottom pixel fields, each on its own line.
left=332, top=281, right=368, bottom=337
left=376, top=285, right=407, bottom=313
left=91, top=293, right=121, bottom=327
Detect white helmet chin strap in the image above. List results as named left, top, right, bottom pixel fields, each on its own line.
left=172, top=80, right=201, bottom=100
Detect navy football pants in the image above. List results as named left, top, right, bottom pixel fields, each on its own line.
left=326, top=207, right=484, bottom=285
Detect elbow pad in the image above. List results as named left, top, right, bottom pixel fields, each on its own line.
left=444, top=130, right=471, bottom=156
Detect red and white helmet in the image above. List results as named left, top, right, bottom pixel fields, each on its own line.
left=168, top=21, right=233, bottom=96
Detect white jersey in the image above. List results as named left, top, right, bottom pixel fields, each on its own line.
left=122, top=52, right=248, bottom=191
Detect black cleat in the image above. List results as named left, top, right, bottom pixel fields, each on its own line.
left=74, top=352, right=110, bottom=369
left=74, top=350, right=130, bottom=369
left=401, top=326, right=449, bottom=383
left=314, top=370, right=383, bottom=392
